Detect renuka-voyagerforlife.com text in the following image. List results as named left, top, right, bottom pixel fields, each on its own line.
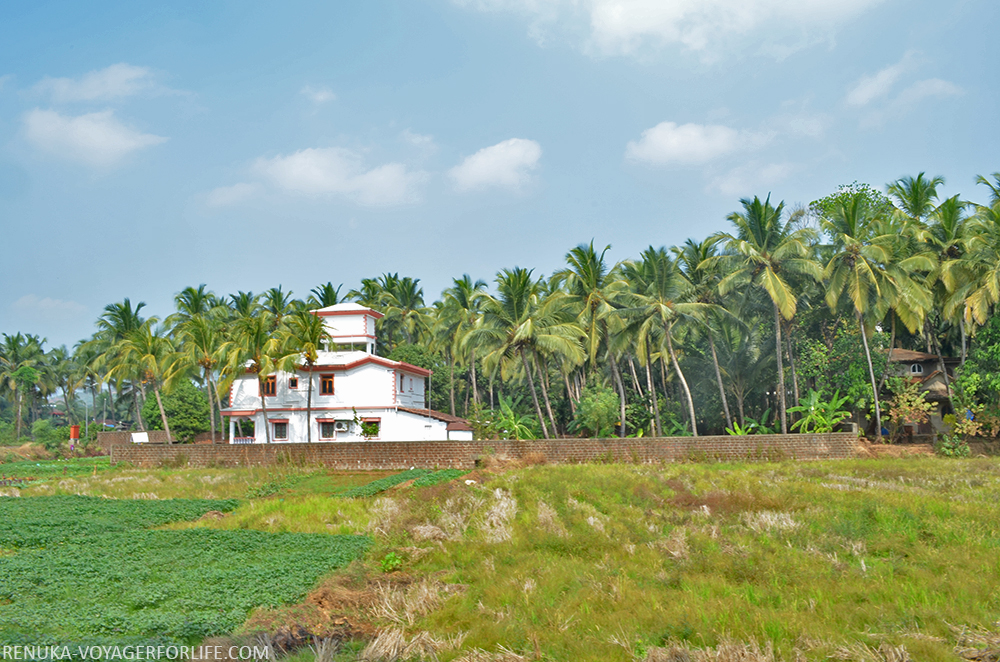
left=1, top=646, right=271, bottom=661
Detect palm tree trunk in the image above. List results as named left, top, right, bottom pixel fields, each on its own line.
left=708, top=334, right=732, bottom=429
left=645, top=350, right=662, bottom=437
left=960, top=319, right=967, bottom=367
left=563, top=371, right=577, bottom=415
left=260, top=375, right=272, bottom=443
left=133, top=387, right=145, bottom=431
left=520, top=349, right=549, bottom=439
left=786, top=324, right=800, bottom=406
left=877, top=315, right=897, bottom=396
left=205, top=370, right=216, bottom=443
left=609, top=353, right=627, bottom=438
left=154, top=385, right=173, bottom=444
left=448, top=354, right=456, bottom=416
left=306, top=369, right=313, bottom=443
left=773, top=301, right=788, bottom=434
left=534, top=351, right=558, bottom=435
left=666, top=328, right=698, bottom=437
left=858, top=313, right=882, bottom=442
left=628, top=356, right=644, bottom=397
left=15, top=389, right=23, bottom=441
left=470, top=348, right=480, bottom=406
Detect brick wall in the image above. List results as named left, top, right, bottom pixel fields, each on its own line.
left=109, top=432, right=857, bottom=469
left=96, top=430, right=171, bottom=450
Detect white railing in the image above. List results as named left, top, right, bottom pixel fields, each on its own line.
left=231, top=437, right=255, bottom=445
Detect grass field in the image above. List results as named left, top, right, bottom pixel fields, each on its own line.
left=2, top=454, right=999, bottom=661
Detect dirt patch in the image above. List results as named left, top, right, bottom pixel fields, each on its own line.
left=198, top=510, right=227, bottom=521
left=855, top=440, right=935, bottom=459
left=665, top=479, right=792, bottom=514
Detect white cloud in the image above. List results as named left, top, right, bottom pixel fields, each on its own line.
left=206, top=182, right=258, bottom=208
left=895, top=78, right=962, bottom=106
left=710, top=161, right=794, bottom=197
left=254, top=147, right=426, bottom=206
left=845, top=52, right=915, bottom=106
left=33, top=63, right=155, bottom=103
left=401, top=129, right=435, bottom=148
left=626, top=121, right=771, bottom=165
left=300, top=85, right=336, bottom=103
left=454, top=0, right=883, bottom=57
left=449, top=138, right=542, bottom=191
left=0, top=74, right=12, bottom=91
left=23, top=108, right=167, bottom=166
left=12, top=294, right=87, bottom=324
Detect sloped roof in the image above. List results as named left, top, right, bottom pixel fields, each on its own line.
left=398, top=406, right=474, bottom=432
left=885, top=348, right=955, bottom=363
left=311, top=302, right=384, bottom=319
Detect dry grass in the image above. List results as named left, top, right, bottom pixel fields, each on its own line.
left=479, top=489, right=517, bottom=543
left=644, top=639, right=776, bottom=662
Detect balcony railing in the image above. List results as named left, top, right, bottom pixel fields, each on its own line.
left=231, top=437, right=255, bottom=445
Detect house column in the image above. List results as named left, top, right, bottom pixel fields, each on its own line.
left=229, top=417, right=236, bottom=443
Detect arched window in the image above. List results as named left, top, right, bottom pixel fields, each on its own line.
left=910, top=363, right=924, bottom=375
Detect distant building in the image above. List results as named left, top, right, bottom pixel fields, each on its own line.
left=221, top=302, right=473, bottom=443
left=886, top=348, right=959, bottom=436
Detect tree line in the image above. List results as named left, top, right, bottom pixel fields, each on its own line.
left=3, top=172, right=1000, bottom=444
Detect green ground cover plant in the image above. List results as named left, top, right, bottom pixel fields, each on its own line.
left=0, top=496, right=369, bottom=649
left=411, top=468, right=469, bottom=487
left=336, top=468, right=431, bottom=498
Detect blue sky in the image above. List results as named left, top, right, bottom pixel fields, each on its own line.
left=1, top=0, right=997, bottom=348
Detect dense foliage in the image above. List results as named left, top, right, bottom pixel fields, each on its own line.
left=3, top=172, right=1000, bottom=442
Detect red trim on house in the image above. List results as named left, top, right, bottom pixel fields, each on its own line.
left=296, top=355, right=431, bottom=377
left=269, top=418, right=290, bottom=423
left=288, top=377, right=299, bottom=389
left=361, top=417, right=381, bottom=423
left=223, top=410, right=254, bottom=416
left=312, top=309, right=384, bottom=319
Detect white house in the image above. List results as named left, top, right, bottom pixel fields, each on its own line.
left=221, top=302, right=473, bottom=443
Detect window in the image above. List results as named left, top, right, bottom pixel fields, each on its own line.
left=321, top=374, right=334, bottom=395
left=360, top=418, right=380, bottom=439
left=288, top=377, right=298, bottom=389
left=272, top=421, right=288, bottom=440
left=261, top=376, right=276, bottom=397
left=910, top=364, right=924, bottom=375
left=319, top=421, right=337, bottom=439
left=399, top=373, right=404, bottom=393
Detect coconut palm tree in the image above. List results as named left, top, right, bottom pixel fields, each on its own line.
left=619, top=247, right=704, bottom=436
left=0, top=333, right=45, bottom=440
left=177, top=315, right=225, bottom=442
left=470, top=267, right=584, bottom=438
left=221, top=309, right=282, bottom=443
left=711, top=195, right=821, bottom=433
left=279, top=310, right=329, bottom=443
left=437, top=275, right=488, bottom=414
left=89, top=299, right=148, bottom=429
left=109, top=322, right=180, bottom=442
left=674, top=237, right=734, bottom=430
left=308, top=282, right=343, bottom=308
left=553, top=241, right=630, bottom=436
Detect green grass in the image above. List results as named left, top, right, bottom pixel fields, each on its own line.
left=0, top=455, right=111, bottom=480
left=6, top=457, right=1000, bottom=660
left=236, top=457, right=1000, bottom=662
left=0, top=496, right=369, bottom=649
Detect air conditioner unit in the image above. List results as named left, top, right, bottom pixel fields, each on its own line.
left=334, top=420, right=350, bottom=432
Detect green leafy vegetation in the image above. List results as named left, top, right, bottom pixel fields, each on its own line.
left=411, top=468, right=469, bottom=487
left=0, top=496, right=369, bottom=647
left=140, top=378, right=210, bottom=442
left=336, top=468, right=431, bottom=498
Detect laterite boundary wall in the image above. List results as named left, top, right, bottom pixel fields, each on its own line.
left=109, top=432, right=857, bottom=469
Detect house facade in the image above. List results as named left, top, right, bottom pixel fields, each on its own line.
left=886, top=348, right=959, bottom=436
left=222, top=302, right=473, bottom=443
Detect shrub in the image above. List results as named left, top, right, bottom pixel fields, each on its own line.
left=570, top=384, right=619, bottom=437
left=141, top=379, right=210, bottom=442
